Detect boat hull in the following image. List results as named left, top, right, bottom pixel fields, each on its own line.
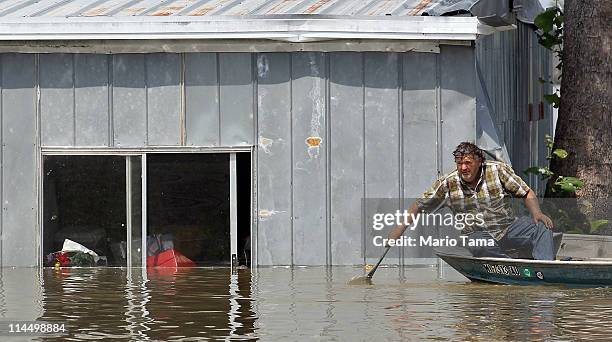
left=437, top=251, right=612, bottom=287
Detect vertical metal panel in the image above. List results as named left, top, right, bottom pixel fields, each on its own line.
left=112, top=54, right=147, bottom=147
left=219, top=53, right=253, bottom=146
left=402, top=52, right=438, bottom=196
left=402, top=52, right=439, bottom=259
left=146, top=53, right=181, bottom=146
left=291, top=52, right=327, bottom=265
left=39, top=53, right=74, bottom=146
left=439, top=46, right=476, bottom=172
left=1, top=53, right=37, bottom=266
left=255, top=53, right=292, bottom=265
left=74, top=54, right=109, bottom=146
left=328, top=52, right=363, bottom=265
left=184, top=53, right=219, bottom=146
left=364, top=52, right=400, bottom=265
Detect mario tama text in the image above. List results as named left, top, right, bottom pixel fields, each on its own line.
left=372, top=235, right=495, bottom=248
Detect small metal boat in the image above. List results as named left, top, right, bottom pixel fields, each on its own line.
left=436, top=247, right=612, bottom=287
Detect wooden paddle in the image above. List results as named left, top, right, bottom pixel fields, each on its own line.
left=347, top=245, right=391, bottom=285
left=348, top=201, right=448, bottom=285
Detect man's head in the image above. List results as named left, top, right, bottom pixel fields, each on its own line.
left=453, top=142, right=485, bottom=184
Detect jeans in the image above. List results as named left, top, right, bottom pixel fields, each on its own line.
left=467, top=216, right=555, bottom=260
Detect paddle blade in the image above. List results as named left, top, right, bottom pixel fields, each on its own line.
left=347, top=275, right=373, bottom=285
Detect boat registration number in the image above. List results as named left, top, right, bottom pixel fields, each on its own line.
left=482, top=263, right=534, bottom=277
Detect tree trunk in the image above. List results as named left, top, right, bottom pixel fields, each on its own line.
left=548, top=0, right=612, bottom=222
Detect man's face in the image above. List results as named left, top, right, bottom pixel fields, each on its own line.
left=455, top=154, right=482, bottom=184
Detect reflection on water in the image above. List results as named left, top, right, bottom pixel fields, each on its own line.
left=0, top=266, right=612, bottom=340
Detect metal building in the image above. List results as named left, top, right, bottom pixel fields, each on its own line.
left=0, top=0, right=553, bottom=267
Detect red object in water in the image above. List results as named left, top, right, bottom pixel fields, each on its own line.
left=55, top=252, right=70, bottom=267
left=146, top=249, right=196, bottom=268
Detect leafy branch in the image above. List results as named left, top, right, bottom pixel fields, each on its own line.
left=524, top=134, right=583, bottom=194
left=525, top=135, right=609, bottom=234
left=534, top=5, right=563, bottom=108
left=534, top=6, right=564, bottom=74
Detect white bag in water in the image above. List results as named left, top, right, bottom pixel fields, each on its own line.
left=62, top=239, right=98, bottom=257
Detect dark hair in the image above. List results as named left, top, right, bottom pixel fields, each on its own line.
left=453, top=142, right=485, bottom=161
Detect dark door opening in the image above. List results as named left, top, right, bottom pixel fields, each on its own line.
left=42, top=155, right=127, bottom=266
left=147, top=153, right=251, bottom=267
left=237, top=153, right=252, bottom=267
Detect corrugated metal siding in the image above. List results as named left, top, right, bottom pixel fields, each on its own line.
left=1, top=54, right=38, bottom=267
left=254, top=48, right=475, bottom=265
left=0, top=0, right=444, bottom=18
left=475, top=22, right=553, bottom=194
left=37, top=53, right=254, bottom=148
left=0, top=47, right=477, bottom=266
left=74, top=54, right=110, bottom=146
left=255, top=53, right=292, bottom=265
left=290, top=52, right=328, bottom=266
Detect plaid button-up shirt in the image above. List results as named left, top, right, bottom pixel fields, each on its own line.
left=416, top=160, right=531, bottom=240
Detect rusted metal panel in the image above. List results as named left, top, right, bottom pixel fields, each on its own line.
left=145, top=53, right=181, bottom=146
left=0, top=0, right=458, bottom=18
left=40, top=54, right=74, bottom=147
left=255, top=52, right=292, bottom=265
left=219, top=53, right=253, bottom=146
left=1, top=53, right=38, bottom=267
left=328, top=52, right=363, bottom=265
left=364, top=52, right=401, bottom=265
left=184, top=53, right=219, bottom=146
left=253, top=0, right=304, bottom=15
left=112, top=54, right=147, bottom=147
left=74, top=54, right=110, bottom=146
left=81, top=0, right=128, bottom=17
left=291, top=52, right=327, bottom=265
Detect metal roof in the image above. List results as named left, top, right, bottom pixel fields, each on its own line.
left=0, top=0, right=510, bottom=42
left=0, top=0, right=461, bottom=18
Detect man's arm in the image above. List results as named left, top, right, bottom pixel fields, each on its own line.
left=523, top=189, right=554, bottom=229
left=387, top=176, right=449, bottom=242
left=387, top=202, right=420, bottom=240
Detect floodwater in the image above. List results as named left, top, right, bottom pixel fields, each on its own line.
left=1, top=266, right=612, bottom=341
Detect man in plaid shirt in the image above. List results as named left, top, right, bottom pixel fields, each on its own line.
left=389, top=142, right=555, bottom=260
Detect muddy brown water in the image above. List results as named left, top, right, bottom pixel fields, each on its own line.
left=1, top=266, right=612, bottom=341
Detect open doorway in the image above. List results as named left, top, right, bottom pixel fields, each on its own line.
left=236, top=153, right=252, bottom=266
left=146, top=153, right=251, bottom=267
left=42, top=155, right=127, bottom=266
left=42, top=152, right=252, bottom=268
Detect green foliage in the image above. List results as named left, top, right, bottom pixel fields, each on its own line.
left=534, top=6, right=564, bottom=68
left=524, top=135, right=572, bottom=185
left=525, top=166, right=554, bottom=179
left=544, top=134, right=554, bottom=149
left=70, top=252, right=95, bottom=267
left=527, top=135, right=607, bottom=235
left=551, top=148, right=568, bottom=159
left=590, top=220, right=611, bottom=234
left=544, top=93, right=561, bottom=108
left=554, top=176, right=584, bottom=193
left=535, top=5, right=564, bottom=108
